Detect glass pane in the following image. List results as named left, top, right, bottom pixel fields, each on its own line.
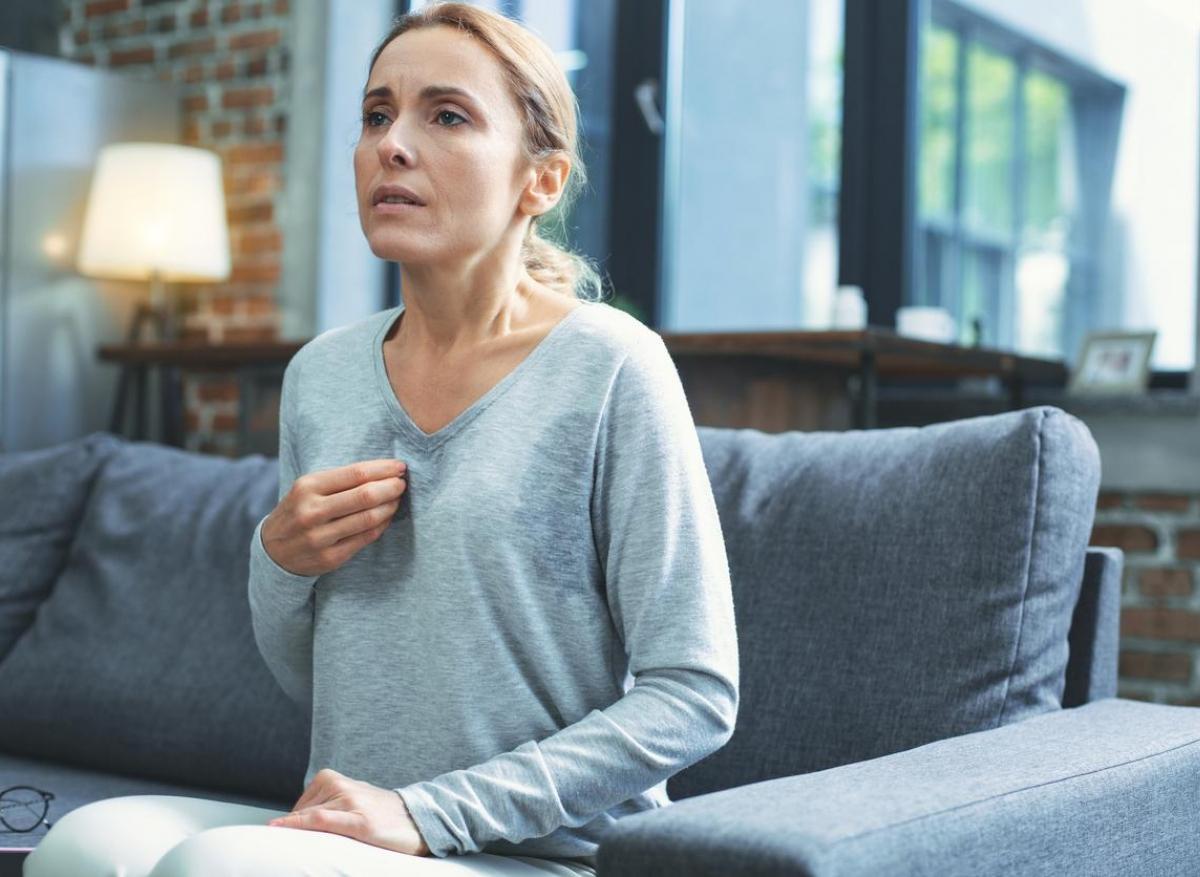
left=1015, top=246, right=1069, bottom=357
left=960, top=244, right=1003, bottom=346
left=918, top=24, right=959, bottom=220
left=1023, top=68, right=1077, bottom=249
left=663, top=0, right=844, bottom=331
left=963, top=41, right=1016, bottom=238
left=803, top=0, right=845, bottom=328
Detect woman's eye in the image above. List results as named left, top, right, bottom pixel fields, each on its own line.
left=436, top=109, right=467, bottom=127
left=362, top=110, right=386, bottom=127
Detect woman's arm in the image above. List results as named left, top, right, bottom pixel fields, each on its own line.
left=394, top=335, right=740, bottom=857
left=248, top=354, right=320, bottom=713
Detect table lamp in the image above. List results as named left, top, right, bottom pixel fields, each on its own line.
left=77, top=142, right=231, bottom=341
left=77, top=142, right=231, bottom=442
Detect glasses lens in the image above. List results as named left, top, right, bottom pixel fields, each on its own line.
left=0, top=787, right=47, bottom=832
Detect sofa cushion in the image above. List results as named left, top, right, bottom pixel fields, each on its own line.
left=0, top=432, right=123, bottom=663
left=669, top=406, right=1101, bottom=801
left=0, top=437, right=309, bottom=804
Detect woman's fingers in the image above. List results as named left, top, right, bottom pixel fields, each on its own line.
left=269, top=807, right=363, bottom=836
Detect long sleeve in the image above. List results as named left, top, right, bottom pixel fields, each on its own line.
left=248, top=354, right=319, bottom=713
left=394, top=333, right=741, bottom=858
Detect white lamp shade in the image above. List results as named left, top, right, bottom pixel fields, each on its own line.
left=77, top=142, right=231, bottom=283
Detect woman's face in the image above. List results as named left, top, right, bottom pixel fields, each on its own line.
left=354, top=26, right=541, bottom=266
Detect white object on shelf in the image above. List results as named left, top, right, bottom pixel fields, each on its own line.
left=896, top=306, right=957, bottom=343
left=831, top=284, right=867, bottom=329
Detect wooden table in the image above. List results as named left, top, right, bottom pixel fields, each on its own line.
left=658, top=326, right=1069, bottom=431
left=96, top=340, right=304, bottom=449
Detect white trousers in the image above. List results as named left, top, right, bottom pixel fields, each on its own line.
left=22, top=794, right=598, bottom=877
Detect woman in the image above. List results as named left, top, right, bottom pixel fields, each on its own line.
left=24, top=3, right=738, bottom=875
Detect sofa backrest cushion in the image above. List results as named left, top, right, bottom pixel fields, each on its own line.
left=668, top=406, right=1101, bottom=801
left=0, top=436, right=308, bottom=804
left=0, top=432, right=123, bottom=663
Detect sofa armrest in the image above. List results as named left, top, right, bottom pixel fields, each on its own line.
left=597, top=698, right=1200, bottom=877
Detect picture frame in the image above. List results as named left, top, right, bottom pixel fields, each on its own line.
left=1067, top=330, right=1157, bottom=395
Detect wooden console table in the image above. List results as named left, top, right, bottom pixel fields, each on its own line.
left=96, top=339, right=304, bottom=450
left=658, top=326, right=1069, bottom=431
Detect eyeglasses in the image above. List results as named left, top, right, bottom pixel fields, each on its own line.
left=0, top=786, right=54, bottom=833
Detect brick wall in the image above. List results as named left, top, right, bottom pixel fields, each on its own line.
left=59, top=0, right=294, bottom=456
left=1090, top=491, right=1200, bottom=706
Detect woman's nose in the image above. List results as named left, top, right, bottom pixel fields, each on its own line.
left=377, top=122, right=415, bottom=167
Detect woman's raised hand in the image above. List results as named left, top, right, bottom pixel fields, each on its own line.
left=260, top=458, right=408, bottom=577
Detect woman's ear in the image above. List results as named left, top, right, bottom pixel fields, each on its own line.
left=519, top=153, right=570, bottom=218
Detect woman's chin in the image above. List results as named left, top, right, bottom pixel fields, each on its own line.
left=366, top=236, right=434, bottom=264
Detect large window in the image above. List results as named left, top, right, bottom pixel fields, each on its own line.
left=915, top=2, right=1123, bottom=363
left=915, top=0, right=1198, bottom=372
left=659, top=0, right=844, bottom=332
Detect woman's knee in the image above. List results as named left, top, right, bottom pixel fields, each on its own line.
left=146, top=825, right=294, bottom=877
left=22, top=795, right=179, bottom=877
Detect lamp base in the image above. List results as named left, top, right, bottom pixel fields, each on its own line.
left=108, top=294, right=183, bottom=446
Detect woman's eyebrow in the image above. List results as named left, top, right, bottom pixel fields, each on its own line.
left=361, top=84, right=484, bottom=108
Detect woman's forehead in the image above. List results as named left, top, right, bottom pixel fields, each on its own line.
left=369, top=28, right=505, bottom=104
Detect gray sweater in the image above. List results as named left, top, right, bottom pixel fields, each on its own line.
left=247, top=299, right=739, bottom=865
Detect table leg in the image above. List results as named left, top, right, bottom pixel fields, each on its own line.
left=134, top=365, right=148, bottom=440
left=856, top=351, right=878, bottom=430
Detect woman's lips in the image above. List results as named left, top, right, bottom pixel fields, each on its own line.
left=373, top=201, right=425, bottom=213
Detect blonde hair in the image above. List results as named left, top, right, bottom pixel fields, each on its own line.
left=367, top=2, right=606, bottom=302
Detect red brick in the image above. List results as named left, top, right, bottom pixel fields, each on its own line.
left=274, top=0, right=290, bottom=14
left=213, top=120, right=234, bottom=138
left=183, top=63, right=206, bottom=84
left=1096, top=492, right=1125, bottom=510
left=183, top=94, right=208, bottom=112
left=222, top=4, right=243, bottom=25
left=155, top=15, right=176, bottom=34
left=238, top=228, right=282, bottom=253
left=1139, top=567, right=1194, bottom=598
left=169, top=37, right=217, bottom=60
left=1090, top=525, right=1157, bottom=553
left=190, top=8, right=210, bottom=27
left=230, top=29, right=281, bottom=51
left=109, top=46, right=155, bottom=67
left=246, top=54, right=269, bottom=77
left=85, top=0, right=130, bottom=17
left=230, top=260, right=280, bottom=283
left=197, top=381, right=239, bottom=402
left=130, top=19, right=148, bottom=35
left=1119, top=650, right=1192, bottom=682
left=1134, top=494, right=1193, bottom=513
left=1122, top=607, right=1200, bottom=642
left=216, top=60, right=237, bottom=80
left=229, top=169, right=278, bottom=196
left=228, top=202, right=274, bottom=224
left=1177, top=529, right=1200, bottom=559
left=225, top=141, right=283, bottom=164
left=243, top=295, right=277, bottom=315
left=222, top=86, right=275, bottom=109
left=212, top=412, right=240, bottom=432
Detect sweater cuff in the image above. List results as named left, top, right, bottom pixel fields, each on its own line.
left=395, top=784, right=461, bottom=858
left=249, top=514, right=319, bottom=593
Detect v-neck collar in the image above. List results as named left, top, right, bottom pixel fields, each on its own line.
left=372, top=300, right=591, bottom=452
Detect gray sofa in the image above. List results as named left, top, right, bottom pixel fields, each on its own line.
left=1, top=405, right=1196, bottom=876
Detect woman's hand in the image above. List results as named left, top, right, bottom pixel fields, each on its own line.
left=261, top=459, right=408, bottom=577
left=267, top=767, right=431, bottom=856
